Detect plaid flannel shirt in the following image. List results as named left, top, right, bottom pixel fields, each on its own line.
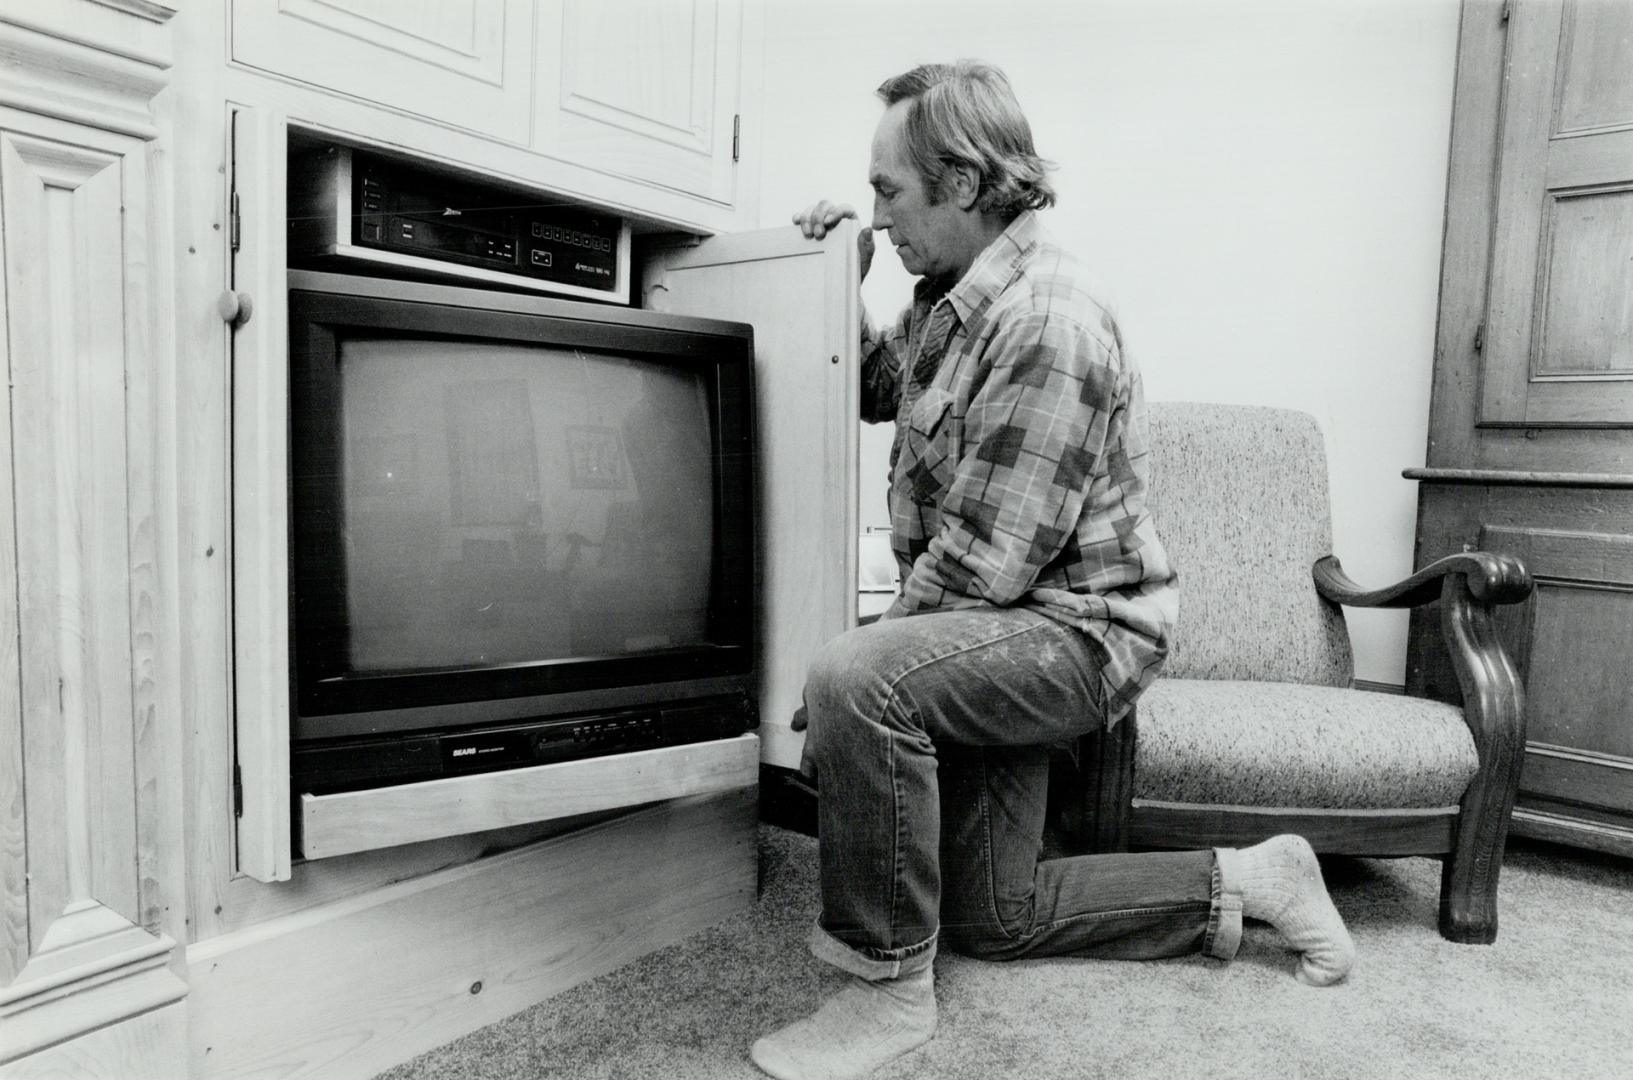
left=860, top=211, right=1177, bottom=723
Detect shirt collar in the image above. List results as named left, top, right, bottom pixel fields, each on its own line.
left=913, top=210, right=1041, bottom=327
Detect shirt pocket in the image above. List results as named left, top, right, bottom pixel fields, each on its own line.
left=900, top=388, right=960, bottom=506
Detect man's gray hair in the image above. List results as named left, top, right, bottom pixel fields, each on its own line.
left=876, top=60, right=1057, bottom=217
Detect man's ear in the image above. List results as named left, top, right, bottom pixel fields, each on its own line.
left=949, top=163, right=981, bottom=210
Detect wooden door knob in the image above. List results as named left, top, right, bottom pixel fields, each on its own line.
left=217, top=289, right=255, bottom=328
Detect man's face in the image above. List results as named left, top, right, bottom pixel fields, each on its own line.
left=869, top=101, right=967, bottom=282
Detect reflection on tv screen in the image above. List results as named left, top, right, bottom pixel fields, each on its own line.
left=337, top=338, right=716, bottom=672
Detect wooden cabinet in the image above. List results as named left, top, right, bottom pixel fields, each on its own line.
left=0, top=2, right=189, bottom=1074
left=2, top=1, right=858, bottom=1076
left=229, top=0, right=754, bottom=217
left=180, top=212, right=855, bottom=1078
left=1408, top=0, right=1633, bottom=857
left=194, top=160, right=855, bottom=1080
left=221, top=116, right=853, bottom=883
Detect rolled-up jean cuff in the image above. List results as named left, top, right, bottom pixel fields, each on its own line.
left=809, top=922, right=937, bottom=981
left=1204, top=847, right=1244, bottom=961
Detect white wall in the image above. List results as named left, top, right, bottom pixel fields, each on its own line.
left=754, top=0, right=1460, bottom=686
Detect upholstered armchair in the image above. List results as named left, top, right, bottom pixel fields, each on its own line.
left=1059, top=403, right=1531, bottom=944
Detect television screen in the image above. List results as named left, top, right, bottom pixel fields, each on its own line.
left=336, top=337, right=718, bottom=673
left=288, top=273, right=754, bottom=757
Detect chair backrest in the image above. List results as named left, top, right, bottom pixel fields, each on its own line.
left=1145, top=402, right=1353, bottom=687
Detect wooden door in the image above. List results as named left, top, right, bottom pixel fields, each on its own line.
left=534, top=0, right=745, bottom=204
left=1479, top=0, right=1633, bottom=426
left=1409, top=0, right=1633, bottom=857
left=229, top=107, right=294, bottom=884
left=645, top=222, right=861, bottom=771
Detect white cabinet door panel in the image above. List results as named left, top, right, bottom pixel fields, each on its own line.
left=645, top=224, right=861, bottom=770
left=535, top=0, right=742, bottom=204
left=231, top=0, right=536, bottom=143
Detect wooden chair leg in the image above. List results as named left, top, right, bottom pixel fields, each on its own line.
left=1439, top=851, right=1497, bottom=944
left=1436, top=572, right=1528, bottom=944
left=1439, top=768, right=1519, bottom=943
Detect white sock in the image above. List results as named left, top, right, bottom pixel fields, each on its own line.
left=1234, top=835, right=1355, bottom=986
left=750, top=965, right=936, bottom=1080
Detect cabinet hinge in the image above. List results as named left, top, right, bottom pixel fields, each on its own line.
left=232, top=762, right=244, bottom=818
left=732, top=114, right=741, bottom=163
left=1500, top=0, right=1510, bottom=23
left=230, top=190, right=242, bottom=254
left=1474, top=321, right=1485, bottom=353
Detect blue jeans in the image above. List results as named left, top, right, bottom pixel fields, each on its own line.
left=799, top=607, right=1243, bottom=979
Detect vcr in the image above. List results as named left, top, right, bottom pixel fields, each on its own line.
left=290, top=693, right=757, bottom=797
left=288, top=144, right=633, bottom=304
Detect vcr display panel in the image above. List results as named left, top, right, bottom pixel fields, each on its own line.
left=288, top=142, right=633, bottom=304
left=351, top=152, right=622, bottom=293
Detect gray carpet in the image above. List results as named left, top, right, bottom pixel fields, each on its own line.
left=377, top=826, right=1632, bottom=1080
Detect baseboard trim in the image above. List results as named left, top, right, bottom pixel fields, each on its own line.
left=187, top=788, right=757, bottom=1080
left=0, top=912, right=186, bottom=1065
left=2, top=1000, right=187, bottom=1079
left=1510, top=807, right=1633, bottom=859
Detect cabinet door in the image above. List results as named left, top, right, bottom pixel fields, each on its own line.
left=230, top=0, right=536, bottom=144
left=0, top=111, right=187, bottom=1055
left=1413, top=0, right=1633, bottom=857
left=1479, top=524, right=1633, bottom=826
left=229, top=108, right=293, bottom=884
left=645, top=224, right=861, bottom=770
left=535, top=0, right=743, bottom=204
left=1479, top=0, right=1633, bottom=427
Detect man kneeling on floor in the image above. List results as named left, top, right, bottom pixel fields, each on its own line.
left=752, top=59, right=1355, bottom=1080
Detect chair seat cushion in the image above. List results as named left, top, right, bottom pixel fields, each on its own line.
left=1132, top=680, right=1479, bottom=809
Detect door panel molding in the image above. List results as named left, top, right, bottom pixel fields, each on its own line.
left=230, top=0, right=536, bottom=144
left=1477, top=524, right=1633, bottom=810
left=533, top=0, right=742, bottom=202
left=0, top=100, right=186, bottom=1070
left=1478, top=0, right=1633, bottom=428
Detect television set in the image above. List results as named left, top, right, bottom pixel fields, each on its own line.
left=285, top=271, right=757, bottom=796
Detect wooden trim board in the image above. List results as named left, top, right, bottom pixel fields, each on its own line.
left=1511, top=806, right=1633, bottom=859
left=2, top=1000, right=187, bottom=1080
left=189, top=787, right=758, bottom=1080
left=1129, top=801, right=1458, bottom=855
left=300, top=733, right=760, bottom=859
left=229, top=103, right=293, bottom=884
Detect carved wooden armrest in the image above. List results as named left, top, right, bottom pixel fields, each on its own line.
left=1312, top=551, right=1531, bottom=737
left=1313, top=551, right=1530, bottom=931
left=1312, top=552, right=1532, bottom=610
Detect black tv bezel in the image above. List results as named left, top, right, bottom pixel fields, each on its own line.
left=286, top=271, right=755, bottom=740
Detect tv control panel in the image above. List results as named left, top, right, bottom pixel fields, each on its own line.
left=290, top=693, right=757, bottom=797
left=290, top=143, right=633, bottom=304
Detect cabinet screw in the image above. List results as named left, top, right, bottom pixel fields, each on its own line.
left=470, top=981, right=483, bottom=995
left=830, top=355, right=839, bottom=365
